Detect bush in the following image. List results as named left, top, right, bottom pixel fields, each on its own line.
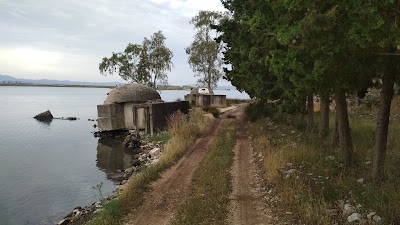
left=245, top=102, right=275, bottom=121
left=202, top=106, right=220, bottom=118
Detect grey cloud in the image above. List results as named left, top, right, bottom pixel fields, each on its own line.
left=0, top=0, right=225, bottom=85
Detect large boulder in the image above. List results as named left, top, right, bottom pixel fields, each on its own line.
left=34, top=110, right=53, bottom=121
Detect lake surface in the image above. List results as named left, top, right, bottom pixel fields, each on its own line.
left=0, top=86, right=249, bottom=225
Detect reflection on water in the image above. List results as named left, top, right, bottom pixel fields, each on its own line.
left=96, top=137, right=135, bottom=183
left=34, top=118, right=53, bottom=127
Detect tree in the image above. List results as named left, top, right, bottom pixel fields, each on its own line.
left=99, top=31, right=173, bottom=88
left=186, top=11, right=225, bottom=90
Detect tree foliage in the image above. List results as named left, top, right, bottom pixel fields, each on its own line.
left=217, top=0, right=400, bottom=176
left=186, top=11, right=225, bottom=89
left=99, top=31, right=173, bottom=88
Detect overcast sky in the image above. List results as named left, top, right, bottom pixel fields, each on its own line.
left=0, top=0, right=228, bottom=85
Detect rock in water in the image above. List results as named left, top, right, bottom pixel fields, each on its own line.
left=34, top=110, right=53, bottom=121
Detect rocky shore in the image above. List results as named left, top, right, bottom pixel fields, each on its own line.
left=56, top=135, right=164, bottom=225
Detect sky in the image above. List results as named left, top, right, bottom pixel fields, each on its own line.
left=0, top=0, right=228, bottom=85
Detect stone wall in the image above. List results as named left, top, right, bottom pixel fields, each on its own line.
left=97, top=103, right=125, bottom=131
left=150, top=101, right=190, bottom=132
left=97, top=101, right=190, bottom=135
left=184, top=94, right=227, bottom=107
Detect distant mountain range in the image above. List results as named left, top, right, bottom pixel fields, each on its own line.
left=0, top=74, right=236, bottom=90
left=0, top=74, right=124, bottom=87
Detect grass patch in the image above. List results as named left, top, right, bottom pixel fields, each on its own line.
left=202, top=106, right=221, bottom=118
left=250, top=110, right=400, bottom=224
left=172, top=119, right=237, bottom=225
left=85, top=109, right=213, bottom=225
left=226, top=98, right=252, bottom=107
left=146, top=131, right=170, bottom=143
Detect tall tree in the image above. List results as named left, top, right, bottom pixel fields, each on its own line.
left=186, top=11, right=225, bottom=90
left=99, top=31, right=173, bottom=88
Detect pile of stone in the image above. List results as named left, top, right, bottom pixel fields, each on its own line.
left=56, top=197, right=115, bottom=225
left=342, top=203, right=382, bottom=224
left=117, top=140, right=163, bottom=186
left=56, top=206, right=90, bottom=225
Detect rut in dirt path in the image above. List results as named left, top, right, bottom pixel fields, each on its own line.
left=228, top=110, right=274, bottom=225
left=123, top=110, right=236, bottom=225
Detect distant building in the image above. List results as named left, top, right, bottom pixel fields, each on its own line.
left=184, top=87, right=226, bottom=107
left=97, top=83, right=189, bottom=135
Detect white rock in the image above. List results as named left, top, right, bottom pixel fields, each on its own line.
left=149, top=147, right=161, bottom=158
left=286, top=169, right=296, bottom=174
left=357, top=178, right=364, bottom=184
left=343, top=204, right=355, bottom=215
left=94, top=201, right=102, bottom=208
left=94, top=208, right=104, bottom=214
left=325, top=156, right=335, bottom=161
left=287, top=163, right=293, bottom=167
left=121, top=179, right=128, bottom=185
left=365, top=161, right=372, bottom=165
left=75, top=211, right=82, bottom=218
left=151, top=159, right=160, bottom=164
left=372, top=215, right=382, bottom=223
left=367, top=212, right=376, bottom=220
left=125, top=167, right=133, bottom=174
left=72, top=209, right=80, bottom=216
left=57, top=219, right=68, bottom=225
left=347, top=213, right=361, bottom=223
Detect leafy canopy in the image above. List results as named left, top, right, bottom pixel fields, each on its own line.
left=186, top=11, right=226, bottom=89
left=99, top=31, right=173, bottom=88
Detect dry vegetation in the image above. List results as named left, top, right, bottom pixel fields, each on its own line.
left=249, top=97, right=400, bottom=224
left=85, top=109, right=213, bottom=225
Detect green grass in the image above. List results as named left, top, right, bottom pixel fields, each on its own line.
left=172, top=119, right=237, bottom=225
left=85, top=109, right=213, bottom=225
left=250, top=108, right=400, bottom=224
left=146, top=131, right=170, bottom=143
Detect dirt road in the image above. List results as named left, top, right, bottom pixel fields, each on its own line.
left=227, top=109, right=274, bottom=225
left=123, top=110, right=233, bottom=225
left=123, top=107, right=276, bottom=225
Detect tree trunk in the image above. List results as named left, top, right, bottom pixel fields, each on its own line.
left=331, top=110, right=339, bottom=147
left=373, top=71, right=395, bottom=181
left=335, top=91, right=353, bottom=166
left=319, top=94, right=330, bottom=137
left=306, top=94, right=314, bottom=132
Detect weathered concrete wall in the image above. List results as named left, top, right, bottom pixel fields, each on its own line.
left=151, top=101, right=190, bottom=132
left=184, top=94, right=226, bottom=107
left=97, top=103, right=125, bottom=131
left=97, top=101, right=190, bottom=134
left=124, top=102, right=135, bottom=129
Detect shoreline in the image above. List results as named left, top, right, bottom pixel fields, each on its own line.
left=0, top=83, right=193, bottom=90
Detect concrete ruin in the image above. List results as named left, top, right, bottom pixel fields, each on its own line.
left=184, top=87, right=227, bottom=107
left=97, top=83, right=189, bottom=135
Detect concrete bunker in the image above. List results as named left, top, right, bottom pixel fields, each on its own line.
left=184, top=87, right=227, bottom=107
left=97, top=83, right=189, bottom=135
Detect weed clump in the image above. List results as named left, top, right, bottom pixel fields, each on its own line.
left=202, top=106, right=220, bottom=118
left=245, top=101, right=276, bottom=121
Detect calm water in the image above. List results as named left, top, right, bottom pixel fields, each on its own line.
left=0, top=86, right=249, bottom=225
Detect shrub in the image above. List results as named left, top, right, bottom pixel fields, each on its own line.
left=202, top=106, right=220, bottom=118
left=245, top=102, right=275, bottom=121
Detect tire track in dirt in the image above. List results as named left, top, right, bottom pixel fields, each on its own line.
left=123, top=110, right=237, bottom=225
left=228, top=109, right=274, bottom=225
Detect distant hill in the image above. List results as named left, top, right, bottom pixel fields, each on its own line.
left=0, top=74, right=124, bottom=87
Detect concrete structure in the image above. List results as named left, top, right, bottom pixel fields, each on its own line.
left=184, top=87, right=227, bottom=107
left=97, top=83, right=189, bottom=135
